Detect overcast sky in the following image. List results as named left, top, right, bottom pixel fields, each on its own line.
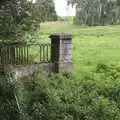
left=54, top=0, right=76, bottom=16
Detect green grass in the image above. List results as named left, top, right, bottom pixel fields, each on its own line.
left=31, top=23, right=120, bottom=119
left=5, top=22, right=120, bottom=120
left=38, top=22, right=120, bottom=74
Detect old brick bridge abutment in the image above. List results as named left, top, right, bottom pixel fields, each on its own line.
left=0, top=34, right=73, bottom=78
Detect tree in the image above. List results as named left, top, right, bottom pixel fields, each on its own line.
left=68, top=0, right=120, bottom=26
left=0, top=0, right=57, bottom=41
left=35, top=0, right=57, bottom=21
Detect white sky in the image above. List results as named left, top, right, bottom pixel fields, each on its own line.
left=54, top=0, right=76, bottom=16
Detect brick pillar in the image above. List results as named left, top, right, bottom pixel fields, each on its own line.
left=50, top=34, right=73, bottom=73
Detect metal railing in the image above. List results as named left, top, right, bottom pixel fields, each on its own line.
left=0, top=43, right=51, bottom=65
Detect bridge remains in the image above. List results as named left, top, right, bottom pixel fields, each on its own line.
left=0, top=34, right=73, bottom=78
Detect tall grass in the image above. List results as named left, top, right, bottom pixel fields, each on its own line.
left=12, top=69, right=120, bottom=120
left=1, top=22, right=120, bottom=120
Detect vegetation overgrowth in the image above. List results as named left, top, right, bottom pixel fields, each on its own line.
left=2, top=69, right=120, bottom=120
left=1, top=21, right=120, bottom=120
left=0, top=0, right=57, bottom=41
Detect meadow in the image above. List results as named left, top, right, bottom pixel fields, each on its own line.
left=2, top=22, right=120, bottom=120
left=19, top=22, right=120, bottom=120
left=39, top=22, right=120, bottom=73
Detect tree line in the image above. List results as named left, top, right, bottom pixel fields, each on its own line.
left=0, top=0, right=57, bottom=41
left=68, top=0, right=120, bottom=26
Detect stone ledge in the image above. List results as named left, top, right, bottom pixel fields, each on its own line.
left=4, top=63, right=52, bottom=79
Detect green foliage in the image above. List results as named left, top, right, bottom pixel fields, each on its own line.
left=0, top=0, right=57, bottom=41
left=20, top=22, right=120, bottom=120
left=13, top=69, right=120, bottom=120
left=1, top=69, right=120, bottom=120
left=0, top=74, right=19, bottom=120
left=68, top=0, right=120, bottom=26
left=39, top=22, right=120, bottom=74
left=1, top=22, right=120, bottom=120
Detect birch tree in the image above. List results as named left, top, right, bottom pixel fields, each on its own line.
left=68, top=0, right=120, bottom=26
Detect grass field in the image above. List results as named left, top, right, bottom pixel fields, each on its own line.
left=39, top=22, right=120, bottom=74
left=22, top=22, right=120, bottom=119
left=4, top=22, right=120, bottom=120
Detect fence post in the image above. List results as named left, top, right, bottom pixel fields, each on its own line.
left=50, top=34, right=73, bottom=73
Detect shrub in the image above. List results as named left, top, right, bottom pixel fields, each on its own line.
left=0, top=74, right=19, bottom=120
left=15, top=71, right=120, bottom=120
left=1, top=66, right=120, bottom=120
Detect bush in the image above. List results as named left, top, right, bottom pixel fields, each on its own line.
left=1, top=66, right=120, bottom=120
left=0, top=74, right=19, bottom=120
left=14, top=70, right=120, bottom=120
